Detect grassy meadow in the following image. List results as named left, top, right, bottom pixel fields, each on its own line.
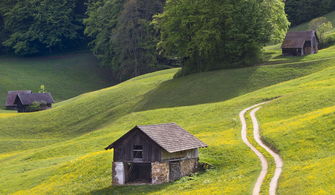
left=0, top=40, right=335, bottom=194
left=0, top=52, right=111, bottom=105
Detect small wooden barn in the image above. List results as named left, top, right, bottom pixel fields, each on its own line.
left=281, top=31, right=319, bottom=56
left=5, top=90, right=32, bottom=110
left=105, top=123, right=207, bottom=185
left=14, top=93, right=55, bottom=112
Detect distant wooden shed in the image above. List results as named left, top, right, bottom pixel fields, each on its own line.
left=5, top=90, right=32, bottom=110
left=14, top=93, right=55, bottom=112
left=281, top=31, right=319, bottom=56
left=105, top=123, right=207, bottom=185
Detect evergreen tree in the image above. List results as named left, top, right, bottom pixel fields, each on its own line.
left=85, top=0, right=165, bottom=81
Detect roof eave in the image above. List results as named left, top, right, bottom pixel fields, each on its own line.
left=166, top=145, right=208, bottom=153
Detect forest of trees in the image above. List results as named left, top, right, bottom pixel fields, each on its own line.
left=285, top=0, right=335, bottom=26
left=0, top=0, right=333, bottom=80
left=0, top=0, right=88, bottom=56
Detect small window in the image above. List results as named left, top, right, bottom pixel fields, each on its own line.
left=133, top=145, right=143, bottom=159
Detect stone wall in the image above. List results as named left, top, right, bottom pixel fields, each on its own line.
left=112, top=162, right=125, bottom=185
left=180, top=158, right=198, bottom=177
left=151, top=162, right=169, bottom=184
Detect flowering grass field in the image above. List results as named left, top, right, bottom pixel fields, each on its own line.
left=0, top=43, right=334, bottom=194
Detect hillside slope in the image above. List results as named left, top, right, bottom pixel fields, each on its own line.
left=291, top=10, right=335, bottom=31
left=0, top=52, right=111, bottom=105
left=0, top=45, right=335, bottom=194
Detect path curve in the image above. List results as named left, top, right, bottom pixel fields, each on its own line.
left=239, top=102, right=269, bottom=195
left=250, top=107, right=283, bottom=195
left=239, top=102, right=283, bottom=195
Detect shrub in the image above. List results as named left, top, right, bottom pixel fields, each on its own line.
left=26, top=101, right=48, bottom=112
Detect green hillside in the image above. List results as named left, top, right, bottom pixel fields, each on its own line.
left=0, top=40, right=335, bottom=194
left=0, top=52, right=111, bottom=106
left=290, top=10, right=335, bottom=31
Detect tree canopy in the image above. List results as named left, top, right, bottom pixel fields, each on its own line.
left=0, top=0, right=87, bottom=56
left=154, top=0, right=289, bottom=75
left=0, top=0, right=292, bottom=79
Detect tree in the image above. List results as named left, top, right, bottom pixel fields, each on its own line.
left=309, top=17, right=329, bottom=30
left=111, top=0, right=164, bottom=80
left=318, top=21, right=333, bottom=44
left=309, top=17, right=334, bottom=48
left=39, top=85, right=48, bottom=93
left=154, top=0, right=289, bottom=76
left=0, top=0, right=16, bottom=53
left=1, top=0, right=88, bottom=56
left=85, top=0, right=165, bottom=81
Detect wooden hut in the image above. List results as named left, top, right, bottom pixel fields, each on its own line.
left=5, top=90, right=32, bottom=110
left=14, top=93, right=55, bottom=112
left=105, top=123, right=207, bottom=185
left=281, top=31, right=319, bottom=56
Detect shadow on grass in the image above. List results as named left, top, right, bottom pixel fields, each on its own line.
left=134, top=66, right=260, bottom=111
left=91, top=168, right=211, bottom=195
left=134, top=52, right=327, bottom=112
left=91, top=183, right=170, bottom=195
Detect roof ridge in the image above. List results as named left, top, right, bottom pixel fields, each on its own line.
left=106, top=123, right=207, bottom=153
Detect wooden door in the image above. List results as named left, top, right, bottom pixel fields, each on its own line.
left=169, top=161, right=181, bottom=181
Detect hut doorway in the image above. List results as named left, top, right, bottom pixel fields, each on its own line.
left=125, top=163, right=152, bottom=184
left=169, top=161, right=181, bottom=181
left=304, top=41, right=312, bottom=54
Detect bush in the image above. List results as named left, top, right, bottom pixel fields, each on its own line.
left=322, top=33, right=335, bottom=48
left=26, top=101, right=48, bottom=112
left=309, top=17, right=334, bottom=49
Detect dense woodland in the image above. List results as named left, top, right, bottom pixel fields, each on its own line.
left=285, top=0, right=335, bottom=26
left=0, top=0, right=333, bottom=80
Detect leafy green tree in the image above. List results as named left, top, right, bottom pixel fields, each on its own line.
left=309, top=17, right=329, bottom=30
left=38, top=85, right=48, bottom=93
left=309, top=17, right=334, bottom=48
left=0, top=0, right=16, bottom=53
left=1, top=0, right=87, bottom=56
left=154, top=0, right=289, bottom=76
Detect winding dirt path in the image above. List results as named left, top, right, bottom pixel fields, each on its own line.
left=239, top=103, right=283, bottom=195
left=250, top=107, right=283, bottom=195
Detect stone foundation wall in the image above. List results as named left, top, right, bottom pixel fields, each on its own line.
left=112, top=162, right=125, bottom=185
left=151, top=162, right=169, bottom=184
left=180, top=158, right=198, bottom=177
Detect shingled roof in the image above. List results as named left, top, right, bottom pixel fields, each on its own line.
left=15, top=93, right=54, bottom=105
left=5, top=90, right=32, bottom=106
left=106, top=123, right=207, bottom=153
left=281, top=31, right=318, bottom=49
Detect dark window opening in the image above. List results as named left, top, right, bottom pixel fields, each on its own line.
left=305, top=41, right=311, bottom=47
left=133, top=145, right=143, bottom=159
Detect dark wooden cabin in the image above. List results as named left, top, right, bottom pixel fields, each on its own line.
left=105, top=123, right=207, bottom=185
left=5, top=90, right=32, bottom=110
left=281, top=31, right=319, bottom=56
left=14, top=93, right=55, bottom=112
